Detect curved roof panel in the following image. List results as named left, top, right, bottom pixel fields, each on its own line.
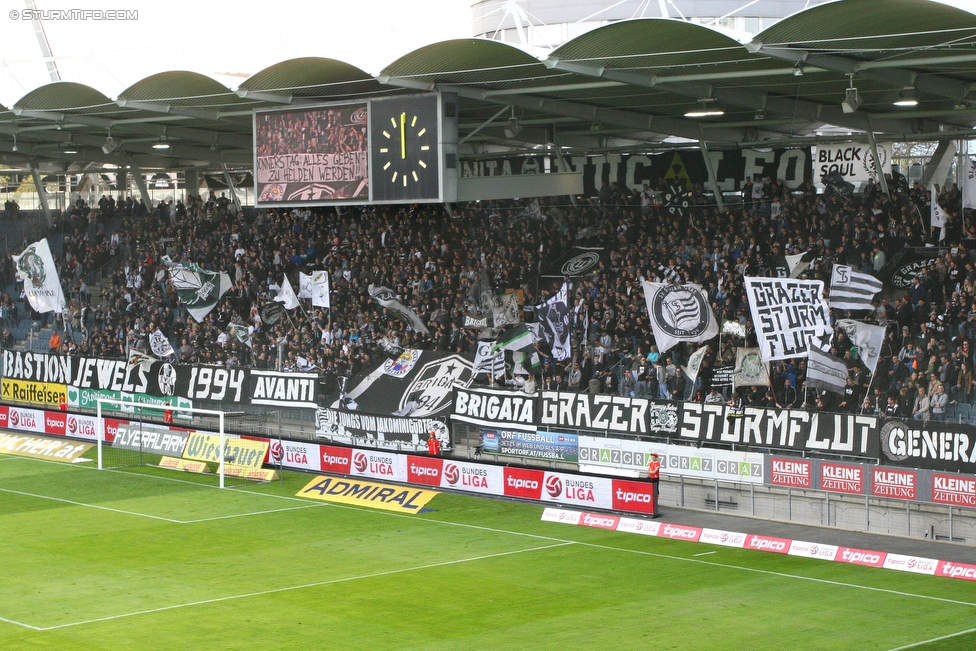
left=14, top=82, right=114, bottom=111
left=382, top=39, right=560, bottom=87
left=240, top=57, right=385, bottom=99
left=118, top=71, right=242, bottom=107
left=551, top=19, right=764, bottom=73
left=755, top=0, right=976, bottom=59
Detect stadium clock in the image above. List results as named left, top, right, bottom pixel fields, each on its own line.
left=369, top=94, right=441, bottom=202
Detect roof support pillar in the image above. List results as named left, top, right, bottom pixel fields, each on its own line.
left=922, top=139, right=958, bottom=188
left=131, top=166, right=152, bottom=207
left=184, top=169, right=199, bottom=198
left=221, top=163, right=243, bottom=214
left=865, top=131, right=890, bottom=197
left=698, top=139, right=724, bottom=212
left=29, top=166, right=52, bottom=228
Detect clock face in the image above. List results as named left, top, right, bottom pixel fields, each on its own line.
left=369, top=95, right=441, bottom=202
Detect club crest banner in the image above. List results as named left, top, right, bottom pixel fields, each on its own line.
left=641, top=282, right=718, bottom=353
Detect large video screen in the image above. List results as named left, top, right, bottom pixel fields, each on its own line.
left=254, top=104, right=368, bottom=205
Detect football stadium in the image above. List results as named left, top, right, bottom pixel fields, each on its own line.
left=3, top=0, right=976, bottom=649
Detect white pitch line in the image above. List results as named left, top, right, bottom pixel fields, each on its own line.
left=181, top=503, right=325, bottom=523
left=884, top=625, right=976, bottom=650
left=34, top=542, right=575, bottom=631
left=0, top=487, right=183, bottom=523
left=693, top=551, right=716, bottom=557
left=0, top=615, right=43, bottom=631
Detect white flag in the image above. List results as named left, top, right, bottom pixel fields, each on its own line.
left=298, top=273, right=313, bottom=299
left=12, top=238, right=65, bottom=314
left=733, top=347, right=769, bottom=388
left=641, top=281, right=719, bottom=353
left=806, top=348, right=849, bottom=395
left=275, top=275, right=300, bottom=310
left=682, top=345, right=709, bottom=384
left=930, top=184, right=948, bottom=242
left=784, top=251, right=815, bottom=279
left=722, top=320, right=746, bottom=338
left=744, top=277, right=832, bottom=361
left=963, top=156, right=976, bottom=211
left=149, top=329, right=175, bottom=358
left=829, top=264, right=883, bottom=311
left=310, top=270, right=330, bottom=308
left=473, top=340, right=505, bottom=377
left=836, top=319, right=887, bottom=375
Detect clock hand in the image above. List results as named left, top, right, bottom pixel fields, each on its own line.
left=400, top=112, right=406, bottom=160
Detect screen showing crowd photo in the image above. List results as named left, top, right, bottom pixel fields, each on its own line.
left=254, top=104, right=368, bottom=205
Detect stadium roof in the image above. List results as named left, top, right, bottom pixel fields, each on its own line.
left=1, top=0, right=975, bottom=174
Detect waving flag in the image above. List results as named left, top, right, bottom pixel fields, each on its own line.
left=930, top=184, right=948, bottom=242
left=642, top=281, right=718, bottom=353
left=275, top=275, right=300, bottom=310
left=13, top=238, right=65, bottom=314
left=837, top=319, right=886, bottom=375
left=829, top=264, right=883, bottom=311
left=149, top=329, right=175, bottom=358
left=166, top=258, right=231, bottom=323
left=534, top=283, right=571, bottom=360
left=369, top=285, right=429, bottom=335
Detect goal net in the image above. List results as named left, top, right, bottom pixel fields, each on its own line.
left=95, top=398, right=275, bottom=488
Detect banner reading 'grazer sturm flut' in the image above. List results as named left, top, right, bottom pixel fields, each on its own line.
left=744, top=277, right=832, bottom=361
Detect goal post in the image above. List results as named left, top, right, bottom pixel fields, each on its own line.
left=95, top=397, right=268, bottom=488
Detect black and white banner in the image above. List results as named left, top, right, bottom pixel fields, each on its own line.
left=642, top=282, right=719, bottom=353
left=539, top=391, right=655, bottom=435
left=678, top=402, right=877, bottom=456
left=829, top=264, right=883, bottom=311
left=880, top=418, right=976, bottom=474
left=249, top=370, right=318, bottom=409
left=315, top=407, right=448, bottom=453
left=336, top=349, right=474, bottom=418
left=744, top=277, right=831, bottom=361
left=535, top=282, right=571, bottom=361
left=1, top=350, right=177, bottom=397
left=815, top=142, right=889, bottom=185
left=452, top=386, right=536, bottom=430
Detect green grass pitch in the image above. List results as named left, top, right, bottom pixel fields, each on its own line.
left=2, top=453, right=976, bottom=651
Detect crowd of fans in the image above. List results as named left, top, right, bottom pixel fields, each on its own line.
left=3, top=168, right=973, bottom=417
